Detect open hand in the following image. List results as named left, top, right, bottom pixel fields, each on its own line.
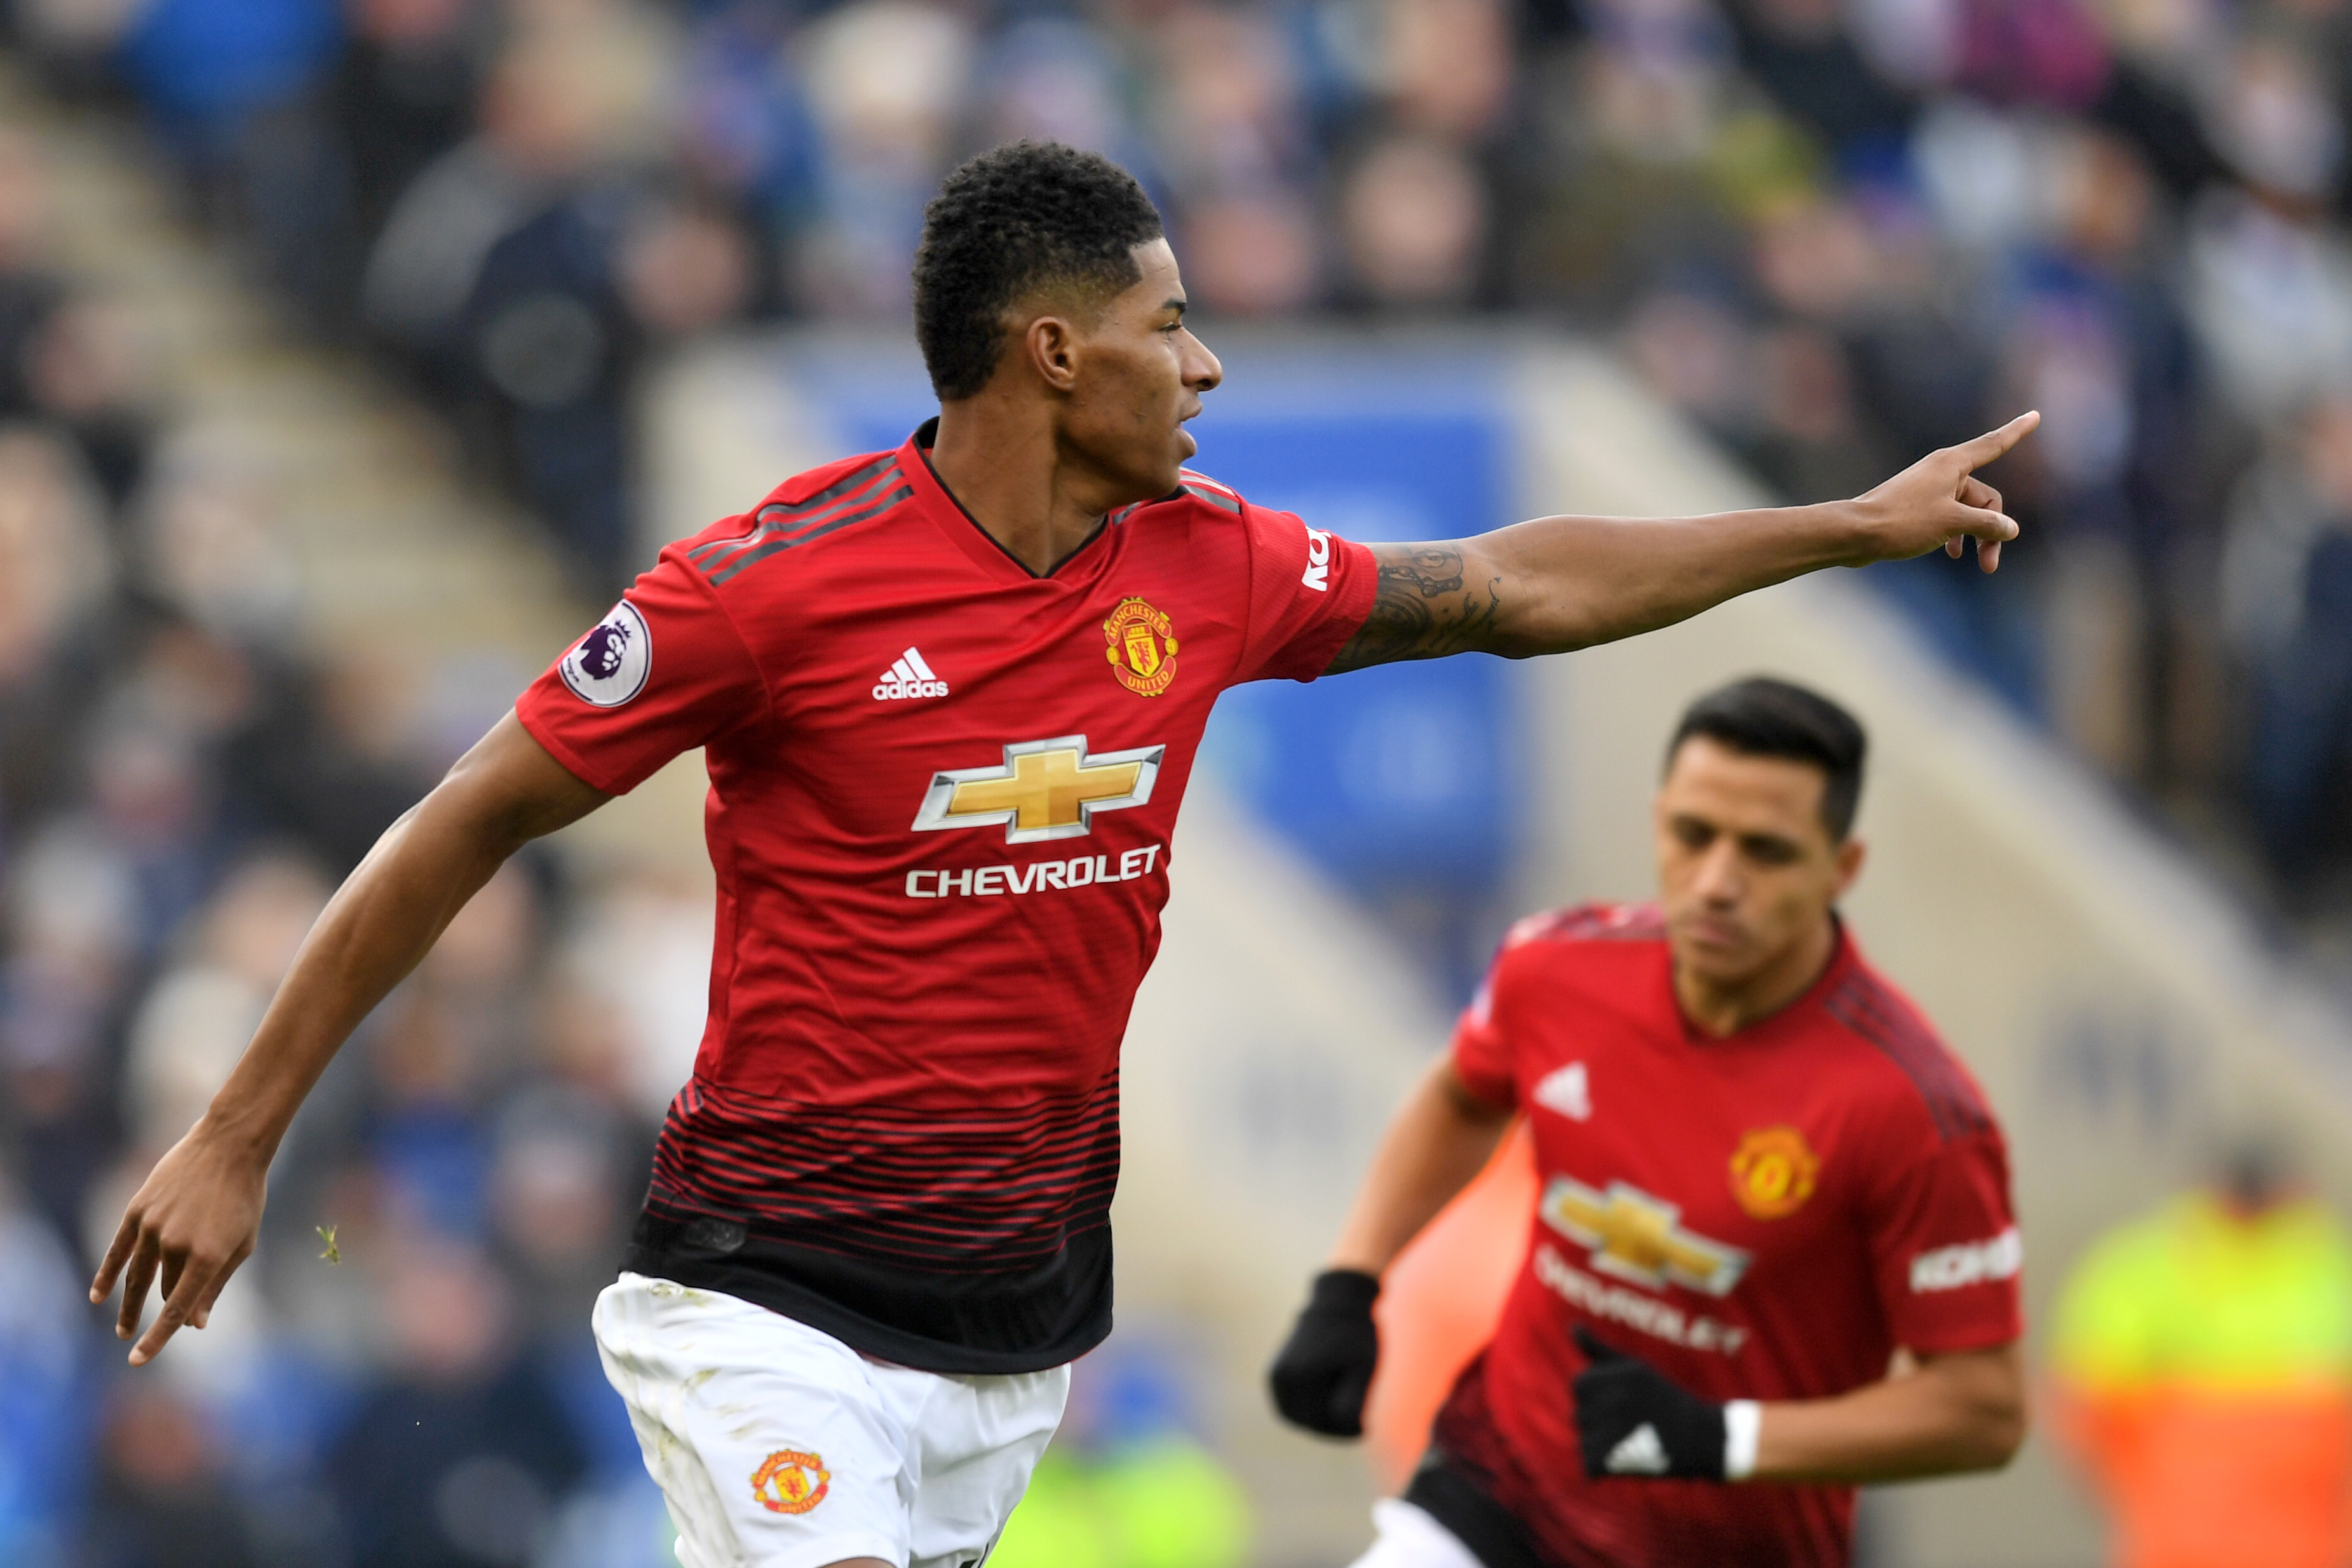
left=1853, top=411, right=2041, bottom=573
left=88, top=1120, right=269, bottom=1365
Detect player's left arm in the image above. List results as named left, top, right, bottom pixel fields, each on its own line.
left=1325, top=412, right=2038, bottom=674
left=1574, top=1332, right=2025, bottom=1484
left=1746, top=1341, right=2026, bottom=1482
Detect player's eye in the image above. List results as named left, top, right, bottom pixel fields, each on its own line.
left=1671, top=818, right=1713, bottom=850
left=1743, top=836, right=1801, bottom=865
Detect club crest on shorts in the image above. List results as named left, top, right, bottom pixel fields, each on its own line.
left=1729, top=1125, right=1820, bottom=1220
left=751, top=1447, right=830, bottom=1515
left=559, top=600, right=651, bottom=708
left=1103, top=597, right=1178, bottom=696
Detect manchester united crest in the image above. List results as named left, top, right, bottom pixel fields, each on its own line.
left=751, top=1448, right=830, bottom=1515
left=1729, top=1126, right=1819, bottom=1220
left=1104, top=597, right=1179, bottom=697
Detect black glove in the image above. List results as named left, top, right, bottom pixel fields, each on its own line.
left=1573, top=1327, right=1727, bottom=1480
left=1267, top=1269, right=1381, bottom=1437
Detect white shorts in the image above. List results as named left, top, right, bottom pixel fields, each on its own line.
left=1346, top=1499, right=1490, bottom=1568
left=592, top=1272, right=1071, bottom=1568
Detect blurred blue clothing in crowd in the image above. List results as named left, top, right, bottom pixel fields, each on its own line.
left=0, top=1196, right=91, bottom=1565
left=119, top=0, right=341, bottom=133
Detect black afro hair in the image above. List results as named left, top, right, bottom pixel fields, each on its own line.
left=913, top=141, right=1165, bottom=402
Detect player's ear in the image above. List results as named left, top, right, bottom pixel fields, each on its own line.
left=1022, top=312, right=1081, bottom=393
left=1831, top=834, right=1866, bottom=898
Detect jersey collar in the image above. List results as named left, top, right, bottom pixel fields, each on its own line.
left=900, top=418, right=1113, bottom=585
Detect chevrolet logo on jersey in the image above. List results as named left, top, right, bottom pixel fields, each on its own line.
left=1539, top=1177, right=1752, bottom=1297
left=912, top=736, right=1166, bottom=844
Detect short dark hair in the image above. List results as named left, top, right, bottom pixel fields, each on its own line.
left=1665, top=677, right=1868, bottom=840
left=912, top=141, right=1165, bottom=402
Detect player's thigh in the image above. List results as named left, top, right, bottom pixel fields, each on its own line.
left=1347, top=1499, right=1492, bottom=1568
left=593, top=1273, right=912, bottom=1568
left=888, top=1360, right=1071, bottom=1568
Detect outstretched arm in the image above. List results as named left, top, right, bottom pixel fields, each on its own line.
left=1327, top=412, right=2039, bottom=673
left=88, top=713, right=609, bottom=1363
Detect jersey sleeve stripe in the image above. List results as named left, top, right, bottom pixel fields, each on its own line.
left=1178, top=478, right=1242, bottom=515
left=686, top=454, right=899, bottom=567
left=688, top=457, right=905, bottom=574
left=1823, top=971, right=1993, bottom=1141
left=705, top=481, right=915, bottom=585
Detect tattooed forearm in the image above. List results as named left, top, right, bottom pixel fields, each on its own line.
left=1325, top=544, right=1506, bottom=673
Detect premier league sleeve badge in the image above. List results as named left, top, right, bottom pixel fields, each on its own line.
left=559, top=600, right=653, bottom=708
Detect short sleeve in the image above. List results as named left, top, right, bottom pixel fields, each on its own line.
left=1231, top=497, right=1377, bottom=684
left=1865, top=1127, right=2024, bottom=1355
left=515, top=544, right=769, bottom=795
left=1449, top=950, right=1520, bottom=1111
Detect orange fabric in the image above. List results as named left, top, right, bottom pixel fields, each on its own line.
left=2052, top=1382, right=2352, bottom=1568
left=1363, top=1121, right=1539, bottom=1492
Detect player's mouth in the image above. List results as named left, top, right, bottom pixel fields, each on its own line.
left=1681, top=914, right=1749, bottom=952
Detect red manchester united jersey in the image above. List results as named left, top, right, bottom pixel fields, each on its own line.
left=1433, top=903, right=2021, bottom=1568
left=515, top=421, right=1375, bottom=1371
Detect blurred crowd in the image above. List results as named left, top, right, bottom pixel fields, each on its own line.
left=0, top=114, right=722, bottom=1555
left=0, top=0, right=2344, bottom=899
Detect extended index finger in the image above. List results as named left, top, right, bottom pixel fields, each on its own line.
left=90, top=1208, right=140, bottom=1302
left=1954, top=410, right=2042, bottom=470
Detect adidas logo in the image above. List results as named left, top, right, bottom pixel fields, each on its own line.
left=1605, top=1423, right=1670, bottom=1475
left=873, top=647, right=949, bottom=701
left=1534, top=1062, right=1591, bottom=1121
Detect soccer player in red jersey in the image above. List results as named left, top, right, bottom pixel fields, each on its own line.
left=93, top=140, right=2034, bottom=1568
left=1269, top=678, right=2025, bottom=1568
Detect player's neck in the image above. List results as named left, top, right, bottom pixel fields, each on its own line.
left=1672, top=915, right=1839, bottom=1038
left=928, top=400, right=1122, bottom=577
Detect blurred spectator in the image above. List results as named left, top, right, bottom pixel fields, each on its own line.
left=125, top=853, right=330, bottom=1153
left=362, top=32, right=618, bottom=398
left=334, top=0, right=494, bottom=268
left=1338, top=133, right=1492, bottom=309
left=2224, top=393, right=2352, bottom=895
left=78, top=1384, right=264, bottom=1568
left=117, top=0, right=347, bottom=322
left=326, top=1237, right=588, bottom=1568
left=2050, top=1144, right=2352, bottom=1568
left=793, top=0, right=973, bottom=316
left=1147, top=5, right=1321, bottom=314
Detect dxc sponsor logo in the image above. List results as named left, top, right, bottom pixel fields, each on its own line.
left=1909, top=1227, right=2022, bottom=1294
left=1301, top=526, right=1332, bottom=591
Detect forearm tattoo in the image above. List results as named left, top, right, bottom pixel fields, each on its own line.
left=1325, top=544, right=1505, bottom=673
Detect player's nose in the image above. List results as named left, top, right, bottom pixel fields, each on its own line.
left=1184, top=333, right=1222, bottom=393
left=1693, top=842, right=1745, bottom=901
